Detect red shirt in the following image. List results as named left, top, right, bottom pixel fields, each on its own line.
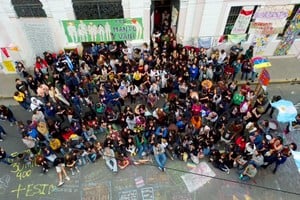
left=235, top=136, right=246, bottom=152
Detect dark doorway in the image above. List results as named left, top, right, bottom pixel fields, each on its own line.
left=152, top=0, right=180, bottom=34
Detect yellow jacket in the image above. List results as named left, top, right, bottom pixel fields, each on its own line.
left=13, top=92, right=25, bottom=102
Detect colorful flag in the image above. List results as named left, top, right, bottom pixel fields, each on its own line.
left=65, top=55, right=74, bottom=71
left=231, top=6, right=254, bottom=34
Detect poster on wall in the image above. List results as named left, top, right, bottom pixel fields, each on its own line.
left=21, top=19, right=55, bottom=57
left=251, top=34, right=270, bottom=55
left=274, top=8, right=300, bottom=56
left=228, top=34, right=247, bottom=44
left=231, top=6, right=254, bottom=34
left=198, top=37, right=213, bottom=49
left=61, top=18, right=144, bottom=43
left=253, top=5, right=294, bottom=30
left=249, top=22, right=284, bottom=35
left=1, top=60, right=16, bottom=73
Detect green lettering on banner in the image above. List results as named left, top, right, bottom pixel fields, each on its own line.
left=61, top=18, right=144, bottom=43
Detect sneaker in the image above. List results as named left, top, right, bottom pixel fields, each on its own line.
left=162, top=167, right=166, bottom=172
left=239, top=174, right=243, bottom=179
left=71, top=171, right=75, bottom=176
left=76, top=169, right=80, bottom=173
left=65, top=176, right=70, bottom=181
left=10, top=123, right=13, bottom=126
left=57, top=182, right=64, bottom=187
left=226, top=170, right=230, bottom=175
left=158, top=167, right=163, bottom=171
left=0, top=138, right=3, bottom=142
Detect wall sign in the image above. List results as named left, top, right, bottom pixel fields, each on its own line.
left=62, top=18, right=144, bottom=43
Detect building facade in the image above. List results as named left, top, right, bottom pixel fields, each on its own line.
left=0, top=0, right=299, bottom=72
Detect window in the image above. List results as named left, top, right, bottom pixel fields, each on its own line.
left=72, top=0, right=123, bottom=20
left=11, top=0, right=47, bottom=18
left=223, top=6, right=242, bottom=35
left=277, top=4, right=300, bottom=39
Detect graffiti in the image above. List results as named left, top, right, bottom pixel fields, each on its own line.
left=181, top=162, right=216, bottom=193
left=82, top=182, right=111, bottom=200
left=0, top=175, right=10, bottom=194
left=11, top=183, right=56, bottom=199
left=10, top=160, right=38, bottom=180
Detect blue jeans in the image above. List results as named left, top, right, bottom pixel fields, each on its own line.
left=0, top=125, right=6, bottom=135
left=0, top=155, right=13, bottom=165
left=19, top=101, right=30, bottom=110
left=154, top=153, right=167, bottom=169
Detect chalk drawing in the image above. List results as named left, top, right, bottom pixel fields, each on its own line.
left=11, top=183, right=56, bottom=199
left=181, top=161, right=216, bottom=193
left=171, top=191, right=193, bottom=200
left=82, top=182, right=111, bottom=200
left=118, top=189, right=138, bottom=200
left=146, top=170, right=169, bottom=185
left=0, top=175, right=10, bottom=194
left=134, top=176, right=145, bottom=188
left=141, top=187, right=154, bottom=200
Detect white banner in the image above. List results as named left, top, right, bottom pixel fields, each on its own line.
left=231, top=6, right=254, bottom=34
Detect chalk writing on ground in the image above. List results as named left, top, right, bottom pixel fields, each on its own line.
left=113, top=178, right=135, bottom=191
left=181, top=162, right=216, bottom=193
left=118, top=189, right=138, bottom=200
left=82, top=182, right=111, bottom=200
left=134, top=176, right=145, bottom=188
left=141, top=187, right=154, bottom=200
left=171, top=191, right=193, bottom=200
left=11, top=183, right=56, bottom=199
left=0, top=175, right=10, bottom=194
left=146, top=172, right=169, bottom=185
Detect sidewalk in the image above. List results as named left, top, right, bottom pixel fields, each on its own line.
left=0, top=57, right=299, bottom=101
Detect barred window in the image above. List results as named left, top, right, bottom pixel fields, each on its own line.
left=72, top=0, right=123, bottom=20
left=11, top=0, right=47, bottom=18
left=223, top=6, right=243, bottom=35
left=277, top=4, right=300, bottom=39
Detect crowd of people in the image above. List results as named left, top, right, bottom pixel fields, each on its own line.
left=0, top=15, right=299, bottom=187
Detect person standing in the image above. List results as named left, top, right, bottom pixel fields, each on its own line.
left=153, top=142, right=167, bottom=172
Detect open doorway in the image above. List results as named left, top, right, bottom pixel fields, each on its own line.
left=151, top=0, right=179, bottom=34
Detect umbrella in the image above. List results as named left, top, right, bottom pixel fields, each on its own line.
left=271, top=99, right=297, bottom=123
left=251, top=56, right=271, bottom=69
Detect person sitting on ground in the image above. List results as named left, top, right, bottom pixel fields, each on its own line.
left=103, top=146, right=118, bottom=173
left=53, top=157, right=70, bottom=187
left=238, top=163, right=257, bottom=181
left=153, top=142, right=167, bottom=172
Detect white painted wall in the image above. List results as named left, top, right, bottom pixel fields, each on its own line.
left=1, top=0, right=299, bottom=68
left=178, top=0, right=300, bottom=57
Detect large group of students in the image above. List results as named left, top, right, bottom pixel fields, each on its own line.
left=0, top=12, right=299, bottom=187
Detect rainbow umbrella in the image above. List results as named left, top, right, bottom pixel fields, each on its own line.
left=271, top=99, right=297, bottom=123
left=251, top=56, right=272, bottom=69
